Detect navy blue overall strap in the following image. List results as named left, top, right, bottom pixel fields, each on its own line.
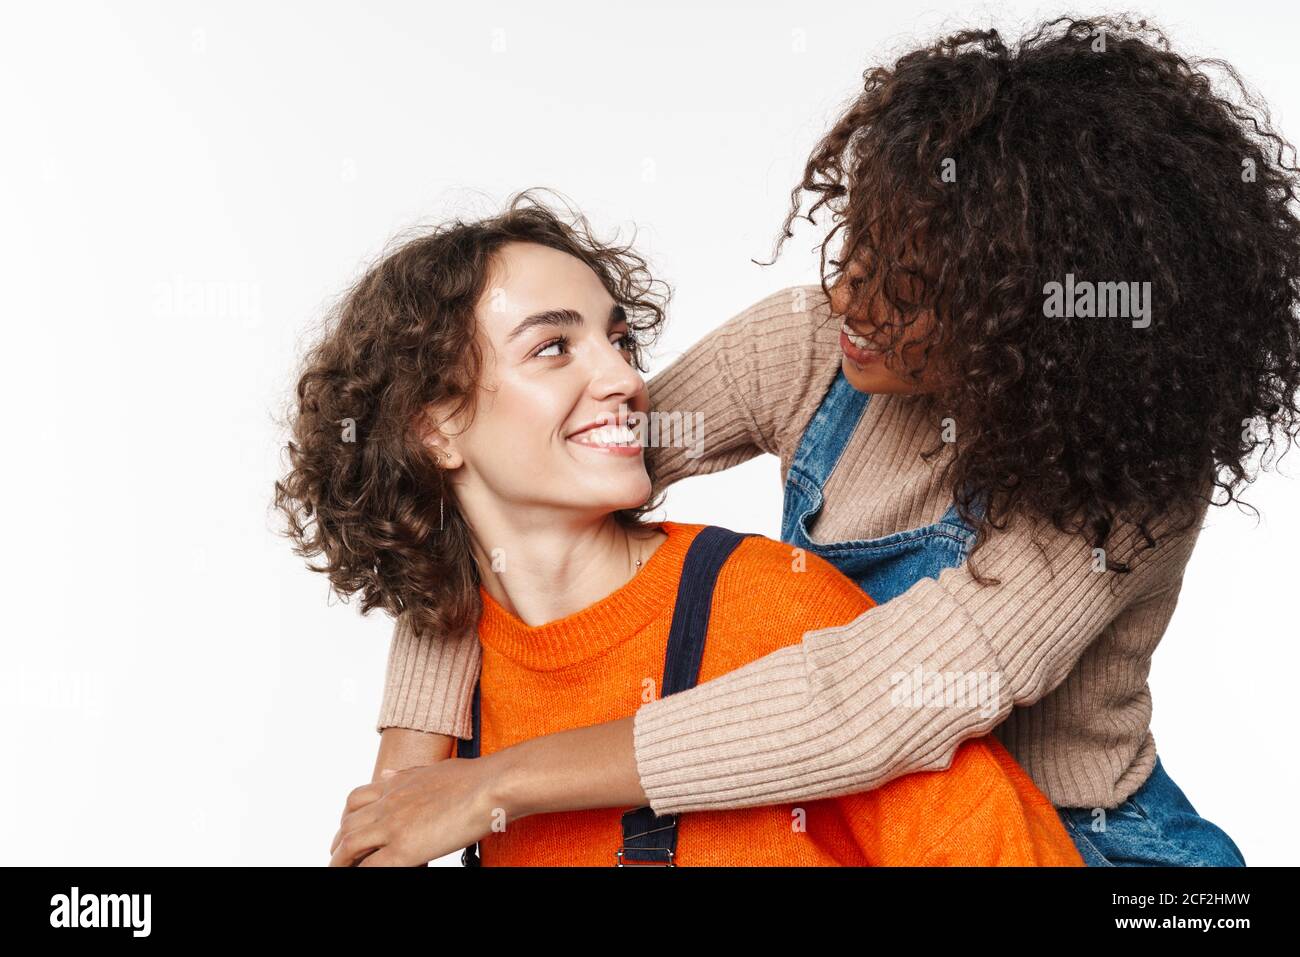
left=455, top=672, right=483, bottom=865
left=457, top=685, right=481, bottom=761
left=616, top=525, right=753, bottom=866
left=457, top=525, right=754, bottom=867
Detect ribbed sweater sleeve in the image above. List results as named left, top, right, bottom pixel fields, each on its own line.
left=632, top=498, right=1205, bottom=814
left=645, top=286, right=841, bottom=489
left=375, top=610, right=481, bottom=737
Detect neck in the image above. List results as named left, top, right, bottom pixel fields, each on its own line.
left=463, top=504, right=665, bottom=627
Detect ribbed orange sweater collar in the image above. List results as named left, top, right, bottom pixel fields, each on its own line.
left=476, top=521, right=700, bottom=671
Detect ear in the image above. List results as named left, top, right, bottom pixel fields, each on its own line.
left=415, top=404, right=465, bottom=469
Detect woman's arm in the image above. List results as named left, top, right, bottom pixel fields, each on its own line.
left=373, top=285, right=833, bottom=739
left=632, top=497, right=1209, bottom=813
left=641, top=284, right=834, bottom=487
left=490, top=715, right=646, bottom=816
left=482, top=492, right=1209, bottom=820
left=370, top=728, right=456, bottom=782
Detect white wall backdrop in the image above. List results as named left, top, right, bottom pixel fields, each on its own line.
left=2, top=0, right=1296, bottom=865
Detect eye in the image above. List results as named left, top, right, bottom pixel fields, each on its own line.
left=533, top=331, right=634, bottom=360
left=533, top=335, right=569, bottom=359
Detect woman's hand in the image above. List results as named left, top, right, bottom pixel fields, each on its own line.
left=330, top=715, right=645, bottom=866
left=329, top=755, right=502, bottom=866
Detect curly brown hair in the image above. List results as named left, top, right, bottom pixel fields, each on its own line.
left=272, top=190, right=670, bottom=643
left=768, top=14, right=1300, bottom=583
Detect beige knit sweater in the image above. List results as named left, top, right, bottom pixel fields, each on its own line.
left=377, top=284, right=1210, bottom=812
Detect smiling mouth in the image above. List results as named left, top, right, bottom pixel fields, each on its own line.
left=567, top=423, right=643, bottom=451
left=840, top=322, right=884, bottom=365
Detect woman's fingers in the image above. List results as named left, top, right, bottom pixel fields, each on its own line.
left=329, top=822, right=388, bottom=867
left=340, top=783, right=381, bottom=820
left=331, top=800, right=384, bottom=856
left=354, top=845, right=416, bottom=867
left=339, top=766, right=407, bottom=824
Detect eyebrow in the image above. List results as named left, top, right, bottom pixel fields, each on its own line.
left=506, top=303, right=628, bottom=343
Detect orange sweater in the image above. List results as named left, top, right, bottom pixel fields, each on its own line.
left=475, top=521, right=1084, bottom=866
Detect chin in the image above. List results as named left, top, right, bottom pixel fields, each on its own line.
left=584, top=476, right=653, bottom=513
left=840, top=356, right=925, bottom=394
left=840, top=356, right=888, bottom=393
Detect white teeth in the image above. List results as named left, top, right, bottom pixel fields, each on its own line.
left=571, top=424, right=639, bottom=446
left=840, top=321, right=874, bottom=349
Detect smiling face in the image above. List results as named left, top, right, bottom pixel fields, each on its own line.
left=425, top=241, right=652, bottom=527
left=830, top=235, right=951, bottom=395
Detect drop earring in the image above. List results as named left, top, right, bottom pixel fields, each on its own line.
left=432, top=447, right=446, bottom=530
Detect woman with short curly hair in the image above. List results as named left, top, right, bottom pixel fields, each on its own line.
left=339, top=16, right=1299, bottom=866
left=272, top=194, right=670, bottom=650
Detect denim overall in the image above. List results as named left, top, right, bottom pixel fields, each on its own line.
left=456, top=525, right=756, bottom=866
left=779, top=366, right=1246, bottom=867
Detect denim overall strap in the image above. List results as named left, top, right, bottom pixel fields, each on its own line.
left=781, top=368, right=872, bottom=546
left=456, top=678, right=483, bottom=866
left=781, top=367, right=989, bottom=604
left=617, top=525, right=754, bottom=866
left=788, top=367, right=872, bottom=493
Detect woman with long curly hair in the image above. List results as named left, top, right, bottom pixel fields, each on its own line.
left=330, top=16, right=1299, bottom=866
left=276, top=193, right=1085, bottom=866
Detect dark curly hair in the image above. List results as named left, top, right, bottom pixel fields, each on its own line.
left=272, top=190, right=670, bottom=643
left=769, top=14, right=1300, bottom=583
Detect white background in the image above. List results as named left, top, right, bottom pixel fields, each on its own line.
left=2, top=0, right=1296, bottom=866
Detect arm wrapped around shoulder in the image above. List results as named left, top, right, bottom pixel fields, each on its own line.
left=633, top=497, right=1207, bottom=815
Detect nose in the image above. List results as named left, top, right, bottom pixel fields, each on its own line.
left=828, top=277, right=850, bottom=317
left=585, top=334, right=646, bottom=407
left=830, top=278, right=888, bottom=347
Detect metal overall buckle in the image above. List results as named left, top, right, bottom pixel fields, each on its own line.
left=614, top=812, right=678, bottom=866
